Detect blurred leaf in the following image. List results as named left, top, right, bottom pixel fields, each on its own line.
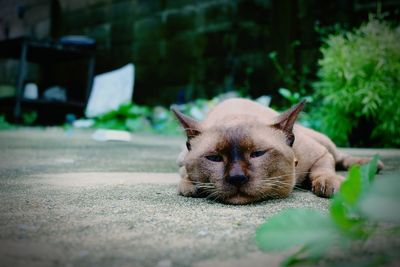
left=279, top=88, right=292, bottom=99
left=330, top=158, right=379, bottom=236
left=0, top=115, right=13, bottom=129
left=268, top=51, right=277, bottom=59
left=360, top=154, right=379, bottom=183
left=118, top=103, right=133, bottom=116
left=359, top=175, right=400, bottom=223
left=22, top=111, right=38, bottom=125
left=256, top=155, right=399, bottom=267
left=125, top=118, right=142, bottom=131
left=339, top=166, right=362, bottom=206
left=281, top=247, right=318, bottom=267
left=129, top=105, right=150, bottom=117
left=256, top=208, right=340, bottom=252
left=330, top=197, right=355, bottom=229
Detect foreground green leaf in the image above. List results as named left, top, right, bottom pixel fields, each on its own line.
left=329, top=158, right=378, bottom=236
left=359, top=174, right=400, bottom=223
left=256, top=208, right=341, bottom=253
left=330, top=197, right=357, bottom=230
left=339, top=166, right=362, bottom=206
left=360, top=154, right=379, bottom=184
left=255, top=155, right=400, bottom=267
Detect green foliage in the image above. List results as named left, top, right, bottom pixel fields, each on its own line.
left=268, top=45, right=314, bottom=128
left=91, top=92, right=273, bottom=135
left=268, top=42, right=314, bottom=110
left=256, top=156, right=400, bottom=266
left=93, top=102, right=179, bottom=134
left=256, top=209, right=344, bottom=258
left=278, top=88, right=313, bottom=107
left=0, top=115, right=13, bottom=130
left=22, top=111, right=38, bottom=125
left=313, top=18, right=400, bottom=147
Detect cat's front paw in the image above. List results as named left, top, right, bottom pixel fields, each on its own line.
left=177, top=178, right=197, bottom=197
left=177, top=167, right=197, bottom=197
left=311, top=174, right=344, bottom=198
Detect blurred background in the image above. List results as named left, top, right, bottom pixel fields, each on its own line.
left=0, top=0, right=399, bottom=147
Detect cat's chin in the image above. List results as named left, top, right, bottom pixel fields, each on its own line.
left=222, top=187, right=289, bottom=204
left=223, top=192, right=258, bottom=205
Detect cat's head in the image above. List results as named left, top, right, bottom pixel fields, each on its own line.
left=172, top=101, right=305, bottom=205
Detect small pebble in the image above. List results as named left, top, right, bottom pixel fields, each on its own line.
left=197, top=228, right=208, bottom=236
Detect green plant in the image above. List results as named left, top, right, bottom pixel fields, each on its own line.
left=268, top=42, right=314, bottom=109
left=22, top=111, right=37, bottom=125
left=0, top=115, right=13, bottom=130
left=313, top=18, right=400, bottom=147
left=255, top=156, right=400, bottom=266
left=91, top=92, right=245, bottom=134
left=93, top=102, right=153, bottom=132
left=278, top=88, right=313, bottom=107
left=91, top=92, right=276, bottom=135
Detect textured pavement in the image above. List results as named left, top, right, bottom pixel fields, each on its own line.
left=0, top=128, right=399, bottom=267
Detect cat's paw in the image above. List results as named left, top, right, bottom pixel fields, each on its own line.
left=177, top=178, right=197, bottom=197
left=311, top=174, right=344, bottom=198
left=177, top=166, right=197, bottom=197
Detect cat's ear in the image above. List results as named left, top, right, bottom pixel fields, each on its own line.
left=272, top=100, right=306, bottom=146
left=171, top=107, right=201, bottom=140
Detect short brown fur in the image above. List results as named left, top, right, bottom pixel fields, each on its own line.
left=173, top=98, right=384, bottom=205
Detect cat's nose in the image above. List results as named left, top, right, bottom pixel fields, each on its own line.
left=226, top=175, right=249, bottom=187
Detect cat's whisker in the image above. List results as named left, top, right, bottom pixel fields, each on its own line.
left=260, top=178, right=309, bottom=192
left=196, top=185, right=216, bottom=189
left=207, top=190, right=223, bottom=201
left=192, top=181, right=217, bottom=191
left=259, top=188, right=279, bottom=200
left=260, top=180, right=292, bottom=188
left=255, top=188, right=273, bottom=201
left=257, top=180, right=297, bottom=197
left=293, top=186, right=309, bottom=192
left=260, top=174, right=286, bottom=181
left=261, top=171, right=313, bottom=182
left=192, top=181, right=214, bottom=185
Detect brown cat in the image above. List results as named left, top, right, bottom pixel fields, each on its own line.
left=172, top=98, right=383, bottom=205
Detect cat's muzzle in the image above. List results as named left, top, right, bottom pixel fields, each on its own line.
left=226, top=175, right=249, bottom=187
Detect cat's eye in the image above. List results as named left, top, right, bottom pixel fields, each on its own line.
left=205, top=155, right=223, bottom=162
left=250, top=150, right=267, bottom=158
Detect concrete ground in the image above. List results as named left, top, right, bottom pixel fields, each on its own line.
left=0, top=128, right=399, bottom=267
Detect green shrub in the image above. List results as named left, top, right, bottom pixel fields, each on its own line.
left=313, top=18, right=400, bottom=147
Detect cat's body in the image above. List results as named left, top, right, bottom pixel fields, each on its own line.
left=173, top=98, right=383, bottom=204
